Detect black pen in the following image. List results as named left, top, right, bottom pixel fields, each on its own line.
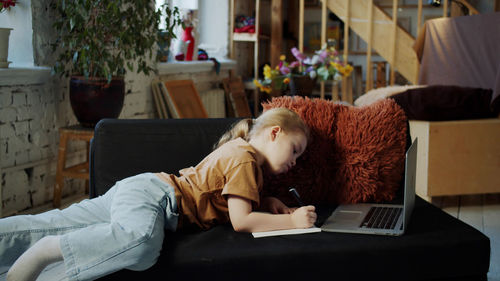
left=289, top=187, right=319, bottom=227
left=289, top=187, right=305, bottom=207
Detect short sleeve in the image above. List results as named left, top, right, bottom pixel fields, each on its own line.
left=221, top=161, right=261, bottom=206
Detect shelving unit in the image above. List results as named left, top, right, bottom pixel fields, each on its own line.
left=229, top=0, right=266, bottom=116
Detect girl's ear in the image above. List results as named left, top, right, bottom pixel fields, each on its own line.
left=269, top=126, right=282, bottom=141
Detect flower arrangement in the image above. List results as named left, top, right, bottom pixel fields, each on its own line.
left=1, top=0, right=16, bottom=12
left=254, top=46, right=353, bottom=94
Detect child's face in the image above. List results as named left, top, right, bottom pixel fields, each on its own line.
left=264, top=127, right=307, bottom=175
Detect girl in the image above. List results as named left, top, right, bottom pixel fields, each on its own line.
left=1, top=108, right=316, bottom=281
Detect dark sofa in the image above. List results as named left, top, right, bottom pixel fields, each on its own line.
left=90, top=118, right=490, bottom=281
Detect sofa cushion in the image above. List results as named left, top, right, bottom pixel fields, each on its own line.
left=354, top=85, right=426, bottom=106
left=90, top=118, right=239, bottom=197
left=261, top=96, right=408, bottom=205
left=390, top=85, right=497, bottom=121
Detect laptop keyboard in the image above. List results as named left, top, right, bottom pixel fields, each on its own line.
left=360, top=206, right=402, bottom=229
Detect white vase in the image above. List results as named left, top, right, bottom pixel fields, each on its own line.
left=0, top=27, right=13, bottom=68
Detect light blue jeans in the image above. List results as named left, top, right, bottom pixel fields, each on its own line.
left=0, top=173, right=178, bottom=281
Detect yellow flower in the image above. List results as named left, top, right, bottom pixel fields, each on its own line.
left=330, top=62, right=353, bottom=77
left=263, top=65, right=272, bottom=79
left=262, top=86, right=272, bottom=94
left=283, top=77, right=290, bottom=84
left=253, top=79, right=262, bottom=88
left=280, top=55, right=286, bottom=61
left=343, top=64, right=353, bottom=76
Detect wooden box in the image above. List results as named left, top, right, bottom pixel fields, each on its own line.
left=409, top=118, right=500, bottom=201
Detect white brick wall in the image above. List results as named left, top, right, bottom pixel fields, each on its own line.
left=1, top=81, right=60, bottom=216
left=1, top=65, right=233, bottom=217
left=0, top=71, right=158, bottom=216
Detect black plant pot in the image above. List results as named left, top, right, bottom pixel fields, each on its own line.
left=69, top=76, right=125, bottom=128
left=288, top=75, right=317, bottom=97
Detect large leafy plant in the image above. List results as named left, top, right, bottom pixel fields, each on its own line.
left=51, top=0, right=174, bottom=81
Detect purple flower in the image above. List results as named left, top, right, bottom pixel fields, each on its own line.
left=280, top=66, right=291, bottom=75
left=291, top=47, right=306, bottom=61
left=289, top=61, right=300, bottom=68
left=318, top=49, right=328, bottom=61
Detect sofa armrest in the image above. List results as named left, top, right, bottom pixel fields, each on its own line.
left=89, top=118, right=238, bottom=198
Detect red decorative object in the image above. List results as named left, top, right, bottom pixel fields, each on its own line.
left=234, top=25, right=255, bottom=33
left=182, top=26, right=195, bottom=61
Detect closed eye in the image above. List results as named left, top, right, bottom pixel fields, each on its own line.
left=295, top=144, right=305, bottom=156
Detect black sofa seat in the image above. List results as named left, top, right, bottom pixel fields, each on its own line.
left=90, top=119, right=490, bottom=281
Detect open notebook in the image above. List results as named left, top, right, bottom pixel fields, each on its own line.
left=252, top=227, right=321, bottom=238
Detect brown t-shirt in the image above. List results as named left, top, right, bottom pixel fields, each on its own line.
left=157, top=138, right=263, bottom=230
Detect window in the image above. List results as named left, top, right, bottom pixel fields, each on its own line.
left=157, top=0, right=229, bottom=61
left=1, top=0, right=230, bottom=69
left=0, top=0, right=35, bottom=67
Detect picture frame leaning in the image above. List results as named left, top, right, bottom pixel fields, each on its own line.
left=159, top=80, right=208, bottom=119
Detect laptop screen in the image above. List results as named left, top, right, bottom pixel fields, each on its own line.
left=402, top=138, right=418, bottom=231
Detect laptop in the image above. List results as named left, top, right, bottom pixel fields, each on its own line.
left=321, top=138, right=418, bottom=236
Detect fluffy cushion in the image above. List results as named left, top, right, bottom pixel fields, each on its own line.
left=354, top=85, right=426, bottom=107
left=390, top=85, right=498, bottom=121
left=261, top=96, right=408, bottom=205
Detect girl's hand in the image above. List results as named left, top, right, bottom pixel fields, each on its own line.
left=291, top=206, right=317, bottom=228
left=262, top=197, right=293, bottom=214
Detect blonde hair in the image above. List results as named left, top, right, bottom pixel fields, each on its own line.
left=215, top=108, right=310, bottom=149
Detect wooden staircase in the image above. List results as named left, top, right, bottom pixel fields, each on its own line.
left=326, top=0, right=419, bottom=85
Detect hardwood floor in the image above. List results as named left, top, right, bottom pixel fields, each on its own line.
left=1, top=193, right=500, bottom=281
left=431, top=193, right=500, bottom=281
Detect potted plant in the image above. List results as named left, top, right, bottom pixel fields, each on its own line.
left=0, top=0, right=15, bottom=11
left=254, top=46, right=354, bottom=97
left=51, top=0, right=179, bottom=127
left=0, top=0, right=16, bottom=68
left=157, top=5, right=183, bottom=62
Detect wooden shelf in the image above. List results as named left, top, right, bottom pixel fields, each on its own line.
left=233, top=33, right=270, bottom=42
left=233, top=32, right=257, bottom=42
left=230, top=0, right=269, bottom=115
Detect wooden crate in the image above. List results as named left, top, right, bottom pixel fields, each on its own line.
left=409, top=118, right=500, bottom=201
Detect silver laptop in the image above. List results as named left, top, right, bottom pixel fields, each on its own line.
left=321, top=138, right=418, bottom=236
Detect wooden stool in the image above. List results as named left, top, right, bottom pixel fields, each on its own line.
left=53, top=125, right=94, bottom=207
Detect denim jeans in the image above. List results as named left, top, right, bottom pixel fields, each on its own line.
left=0, top=173, right=178, bottom=281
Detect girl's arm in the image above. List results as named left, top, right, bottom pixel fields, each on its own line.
left=227, top=195, right=317, bottom=233
left=260, top=196, right=296, bottom=214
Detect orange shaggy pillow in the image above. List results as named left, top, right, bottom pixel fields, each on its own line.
left=261, top=96, right=408, bottom=205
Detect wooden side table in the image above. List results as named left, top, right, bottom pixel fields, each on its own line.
left=53, top=125, right=94, bottom=207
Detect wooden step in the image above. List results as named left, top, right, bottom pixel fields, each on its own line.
left=326, top=0, right=419, bottom=84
